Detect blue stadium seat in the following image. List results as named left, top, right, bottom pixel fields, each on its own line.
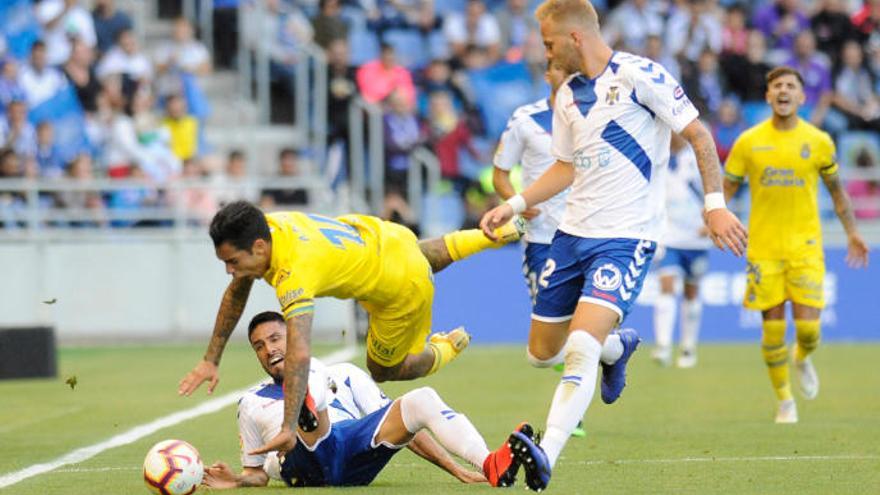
left=838, top=131, right=880, bottom=168
left=741, top=101, right=771, bottom=127
left=383, top=29, right=430, bottom=70
left=0, top=0, right=41, bottom=60
left=348, top=28, right=380, bottom=66
left=466, top=61, right=535, bottom=139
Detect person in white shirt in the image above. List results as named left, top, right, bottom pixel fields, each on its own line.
left=18, top=41, right=68, bottom=108
left=443, top=0, right=502, bottom=62
left=35, top=0, right=97, bottom=66
left=480, top=1, right=747, bottom=488
left=96, top=28, right=153, bottom=84
left=202, top=311, right=546, bottom=489
left=652, top=132, right=714, bottom=368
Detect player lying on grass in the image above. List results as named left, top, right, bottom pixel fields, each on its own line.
left=202, top=311, right=550, bottom=490
left=179, top=201, right=524, bottom=455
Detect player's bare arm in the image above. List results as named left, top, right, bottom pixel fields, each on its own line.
left=821, top=171, right=870, bottom=268
left=251, top=312, right=313, bottom=455
left=722, top=176, right=741, bottom=203
left=679, top=120, right=748, bottom=257
left=202, top=463, right=269, bottom=489
left=481, top=160, right=574, bottom=240
left=178, top=277, right=254, bottom=396
left=492, top=167, right=540, bottom=220
left=408, top=431, right=487, bottom=484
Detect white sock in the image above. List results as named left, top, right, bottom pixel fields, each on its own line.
left=400, top=387, right=489, bottom=469
left=542, top=330, right=602, bottom=468
left=307, top=357, right=329, bottom=411
left=600, top=333, right=623, bottom=365
left=680, top=298, right=702, bottom=352
left=527, top=346, right=565, bottom=368
left=653, top=293, right=676, bottom=350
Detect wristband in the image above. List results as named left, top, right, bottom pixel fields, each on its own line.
left=704, top=192, right=726, bottom=212
left=506, top=194, right=527, bottom=215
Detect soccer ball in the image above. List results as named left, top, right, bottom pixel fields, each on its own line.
left=143, top=439, right=204, bottom=495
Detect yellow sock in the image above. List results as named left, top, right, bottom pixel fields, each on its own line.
left=794, top=319, right=821, bottom=362
left=761, top=319, right=792, bottom=401
left=426, top=329, right=470, bottom=375
left=443, top=229, right=504, bottom=261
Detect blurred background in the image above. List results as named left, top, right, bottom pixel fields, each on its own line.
left=0, top=0, right=877, bottom=345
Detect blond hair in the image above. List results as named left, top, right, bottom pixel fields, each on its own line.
left=535, top=0, right=600, bottom=31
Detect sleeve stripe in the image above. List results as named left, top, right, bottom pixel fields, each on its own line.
left=724, top=171, right=744, bottom=183
left=819, top=162, right=838, bottom=172
left=282, top=298, right=313, bottom=312
left=284, top=305, right=315, bottom=319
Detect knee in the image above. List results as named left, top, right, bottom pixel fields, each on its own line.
left=526, top=346, right=563, bottom=368
left=367, top=360, right=400, bottom=383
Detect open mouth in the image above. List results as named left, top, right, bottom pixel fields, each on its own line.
left=269, top=355, right=284, bottom=366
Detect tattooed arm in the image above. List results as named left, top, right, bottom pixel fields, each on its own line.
left=821, top=171, right=870, bottom=268
left=249, top=311, right=313, bottom=455
left=679, top=120, right=749, bottom=257
left=178, top=277, right=254, bottom=396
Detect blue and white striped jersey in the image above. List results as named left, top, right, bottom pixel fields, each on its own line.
left=552, top=51, right=699, bottom=241
left=494, top=97, right=568, bottom=244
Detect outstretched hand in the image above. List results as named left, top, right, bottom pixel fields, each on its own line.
left=249, top=427, right=296, bottom=456
left=178, top=360, right=219, bottom=396
left=705, top=208, right=748, bottom=257
left=846, top=233, right=870, bottom=268
left=480, top=203, right=515, bottom=241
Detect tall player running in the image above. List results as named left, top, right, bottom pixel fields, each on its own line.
left=481, top=0, right=747, bottom=487
left=493, top=62, right=640, bottom=413
left=652, top=133, right=713, bottom=368
left=723, top=66, right=869, bottom=424
left=179, top=201, right=524, bottom=455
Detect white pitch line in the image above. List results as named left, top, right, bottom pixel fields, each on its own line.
left=0, top=347, right=357, bottom=490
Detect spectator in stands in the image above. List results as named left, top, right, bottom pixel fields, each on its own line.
left=721, top=30, right=772, bottom=103
left=214, top=149, right=259, bottom=205
left=785, top=30, right=833, bottom=126
left=0, top=148, right=27, bottom=229
left=326, top=38, right=357, bottom=145
left=92, top=0, right=133, bottom=55
left=812, top=0, right=858, bottom=61
left=162, top=94, right=199, bottom=161
left=751, top=0, right=810, bottom=60
left=356, top=43, right=416, bottom=109
left=154, top=17, right=212, bottom=101
left=847, top=147, right=880, bottom=219
left=177, top=158, right=217, bottom=225
left=644, top=34, right=681, bottom=82
left=602, top=0, right=664, bottom=53
left=443, top=0, right=502, bottom=64
left=63, top=38, right=101, bottom=114
left=424, top=91, right=481, bottom=198
left=262, top=0, right=314, bottom=123
left=0, top=59, right=25, bottom=115
left=712, top=99, right=746, bottom=162
left=851, top=0, right=880, bottom=44
left=684, top=49, right=726, bottom=116
left=721, top=4, right=749, bottom=56
left=260, top=148, right=309, bottom=208
left=665, top=0, right=722, bottom=65
left=419, top=58, right=478, bottom=119
left=312, top=0, right=349, bottom=50
left=59, top=153, right=108, bottom=228
left=0, top=100, right=37, bottom=160
left=130, top=89, right=180, bottom=184
left=35, top=121, right=64, bottom=178
left=832, top=40, right=880, bottom=131
left=35, top=0, right=97, bottom=66
left=18, top=41, right=68, bottom=109
left=96, top=28, right=153, bottom=86
left=494, top=0, right=537, bottom=62
left=108, top=163, right=161, bottom=228
left=382, top=88, right=421, bottom=219
left=365, top=0, right=439, bottom=38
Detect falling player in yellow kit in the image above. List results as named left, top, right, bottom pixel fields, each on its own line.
left=178, top=200, right=523, bottom=454
left=723, top=67, right=870, bottom=423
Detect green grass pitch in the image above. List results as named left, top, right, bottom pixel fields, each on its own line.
left=1, top=343, right=879, bottom=494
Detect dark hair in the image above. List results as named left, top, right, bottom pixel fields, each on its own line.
left=209, top=201, right=271, bottom=250
left=766, top=66, right=805, bottom=87
left=31, top=40, right=45, bottom=51
left=278, top=147, right=297, bottom=160
left=228, top=149, right=245, bottom=162
left=248, top=311, right=285, bottom=339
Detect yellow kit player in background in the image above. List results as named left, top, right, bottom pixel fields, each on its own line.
left=723, top=66, right=870, bottom=424
left=178, top=200, right=524, bottom=454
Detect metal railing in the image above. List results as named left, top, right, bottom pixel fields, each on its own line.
left=347, top=97, right=385, bottom=214
left=408, top=146, right=442, bottom=222
left=0, top=176, right=337, bottom=240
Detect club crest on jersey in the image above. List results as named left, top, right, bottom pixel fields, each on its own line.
left=605, top=86, right=620, bottom=105
left=801, top=143, right=810, bottom=159
left=593, top=263, right=622, bottom=291
left=673, top=85, right=685, bottom=100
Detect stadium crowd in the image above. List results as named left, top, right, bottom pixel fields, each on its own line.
left=1, top=0, right=879, bottom=230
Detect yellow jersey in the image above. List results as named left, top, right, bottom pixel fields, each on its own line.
left=262, top=212, right=415, bottom=320
left=724, top=118, right=837, bottom=260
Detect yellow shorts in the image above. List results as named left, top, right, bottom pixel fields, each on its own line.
left=362, top=224, right=434, bottom=368
left=744, top=257, right=825, bottom=311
